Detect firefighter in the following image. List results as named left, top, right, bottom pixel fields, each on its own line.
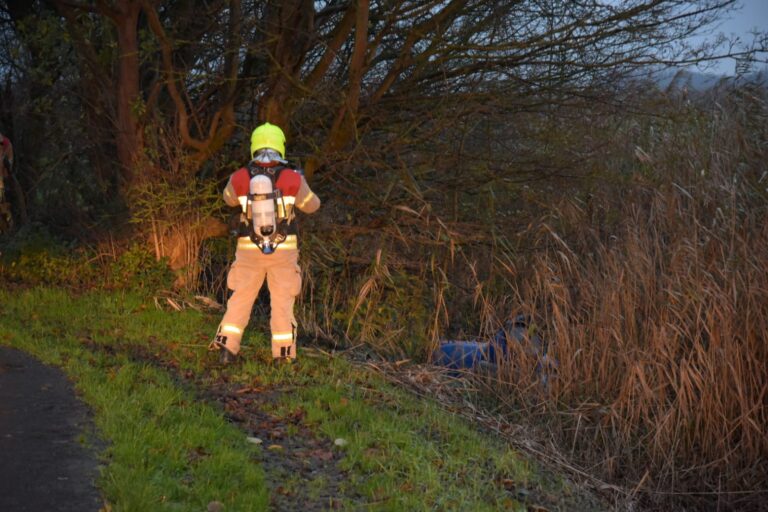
left=210, top=123, right=321, bottom=365
left=0, top=133, right=13, bottom=230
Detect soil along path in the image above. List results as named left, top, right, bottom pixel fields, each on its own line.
left=120, top=342, right=360, bottom=511
left=0, top=347, right=103, bottom=512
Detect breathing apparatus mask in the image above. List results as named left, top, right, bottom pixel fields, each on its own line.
left=252, top=148, right=285, bottom=165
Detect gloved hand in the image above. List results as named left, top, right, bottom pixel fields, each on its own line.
left=227, top=209, right=247, bottom=237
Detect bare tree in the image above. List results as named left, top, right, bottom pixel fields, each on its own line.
left=1, top=0, right=758, bottom=263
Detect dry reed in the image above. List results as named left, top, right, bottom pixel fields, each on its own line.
left=489, top=89, right=768, bottom=509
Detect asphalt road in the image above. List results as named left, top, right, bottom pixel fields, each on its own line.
left=0, top=347, right=103, bottom=511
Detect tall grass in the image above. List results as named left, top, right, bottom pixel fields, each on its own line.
left=489, top=89, right=768, bottom=509
left=297, top=85, right=768, bottom=509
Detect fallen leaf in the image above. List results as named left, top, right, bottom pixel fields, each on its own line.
left=309, top=449, right=334, bottom=461
left=207, top=500, right=224, bottom=512
left=501, top=478, right=516, bottom=490
left=288, top=407, right=306, bottom=422
left=371, top=487, right=387, bottom=501
left=267, top=444, right=284, bottom=451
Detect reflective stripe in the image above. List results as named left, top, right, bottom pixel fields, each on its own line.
left=297, top=191, right=315, bottom=209
left=221, top=324, right=243, bottom=334
left=237, top=235, right=297, bottom=251
left=238, top=194, right=296, bottom=210
left=272, top=332, right=294, bottom=342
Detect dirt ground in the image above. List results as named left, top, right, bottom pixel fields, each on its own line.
left=0, top=347, right=103, bottom=512
left=121, top=341, right=361, bottom=511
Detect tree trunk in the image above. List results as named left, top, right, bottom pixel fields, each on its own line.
left=257, top=0, right=314, bottom=130
left=113, top=1, right=144, bottom=188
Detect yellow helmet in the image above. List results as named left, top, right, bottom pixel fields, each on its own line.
left=250, top=122, right=286, bottom=158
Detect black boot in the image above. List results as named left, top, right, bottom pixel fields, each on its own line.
left=219, top=346, right=238, bottom=365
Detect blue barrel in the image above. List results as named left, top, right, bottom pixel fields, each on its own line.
left=432, top=340, right=491, bottom=370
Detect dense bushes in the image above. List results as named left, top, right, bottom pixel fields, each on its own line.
left=0, top=231, right=174, bottom=291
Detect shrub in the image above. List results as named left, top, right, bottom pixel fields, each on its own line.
left=105, top=243, right=174, bottom=290
left=0, top=235, right=173, bottom=292
left=0, top=226, right=99, bottom=287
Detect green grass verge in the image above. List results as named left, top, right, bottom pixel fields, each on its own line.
left=0, top=288, right=267, bottom=511
left=0, top=287, right=588, bottom=511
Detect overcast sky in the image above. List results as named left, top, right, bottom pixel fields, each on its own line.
left=715, top=0, right=767, bottom=36
left=696, top=0, right=768, bottom=74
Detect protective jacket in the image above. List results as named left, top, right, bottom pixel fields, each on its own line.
left=215, top=160, right=320, bottom=360
left=222, top=162, right=319, bottom=251
left=0, top=134, right=12, bottom=167
left=0, top=133, right=12, bottom=187
left=0, top=134, right=13, bottom=229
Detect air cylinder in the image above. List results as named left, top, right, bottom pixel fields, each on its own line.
left=249, top=175, right=276, bottom=237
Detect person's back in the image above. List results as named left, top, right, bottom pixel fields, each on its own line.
left=0, top=133, right=13, bottom=173
left=0, top=133, right=13, bottom=231
left=210, top=123, right=321, bottom=365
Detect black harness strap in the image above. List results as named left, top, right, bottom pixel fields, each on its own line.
left=242, top=162, right=298, bottom=252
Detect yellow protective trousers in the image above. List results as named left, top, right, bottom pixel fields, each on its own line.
left=215, top=237, right=302, bottom=359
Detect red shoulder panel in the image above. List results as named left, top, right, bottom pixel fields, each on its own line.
left=230, top=168, right=250, bottom=196
left=276, top=169, right=301, bottom=196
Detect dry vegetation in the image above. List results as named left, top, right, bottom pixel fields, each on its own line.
left=4, top=77, right=762, bottom=510
left=2, top=2, right=766, bottom=509
left=295, top=84, right=768, bottom=510
left=502, top=95, right=767, bottom=510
